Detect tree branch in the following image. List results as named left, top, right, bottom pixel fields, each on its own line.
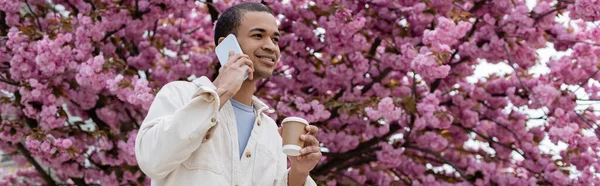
left=0, top=75, right=19, bottom=86
left=366, top=38, right=381, bottom=59
left=186, top=25, right=205, bottom=35
left=64, top=0, right=80, bottom=16
left=25, top=0, right=44, bottom=32
left=392, top=168, right=412, bottom=186
left=404, top=144, right=469, bottom=181
left=123, top=107, right=140, bottom=128
left=333, top=155, right=378, bottom=175
left=574, top=111, right=600, bottom=136
left=313, top=122, right=402, bottom=175
left=341, top=174, right=366, bottom=185
left=16, top=143, right=57, bottom=186
left=534, top=5, right=567, bottom=23
left=361, top=67, right=392, bottom=94
left=1, top=11, right=10, bottom=36
left=554, top=39, right=600, bottom=46
left=573, top=68, right=600, bottom=93
left=86, top=153, right=111, bottom=170
left=359, top=37, right=386, bottom=93
left=255, top=78, right=271, bottom=93
left=502, top=44, right=547, bottom=116
left=455, top=124, right=525, bottom=158
left=332, top=88, right=345, bottom=100
left=70, top=177, right=88, bottom=186
left=502, top=44, right=533, bottom=94
left=82, top=0, right=96, bottom=11
left=309, top=36, right=386, bottom=125
left=430, top=19, right=479, bottom=93
left=102, top=24, right=126, bottom=42
left=150, top=20, right=158, bottom=42
left=445, top=97, right=552, bottom=180
left=468, top=0, right=488, bottom=13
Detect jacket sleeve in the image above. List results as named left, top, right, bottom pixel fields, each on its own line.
left=134, top=77, right=221, bottom=180
left=274, top=152, right=317, bottom=186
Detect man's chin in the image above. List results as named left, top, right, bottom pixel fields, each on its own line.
left=253, top=71, right=274, bottom=80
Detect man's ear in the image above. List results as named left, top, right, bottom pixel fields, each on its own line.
left=217, top=37, right=225, bottom=45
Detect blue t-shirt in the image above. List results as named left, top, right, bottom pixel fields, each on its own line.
left=230, top=99, right=256, bottom=159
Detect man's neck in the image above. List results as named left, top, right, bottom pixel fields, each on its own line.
left=232, top=79, right=257, bottom=106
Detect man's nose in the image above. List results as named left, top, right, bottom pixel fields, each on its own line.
left=261, top=39, right=277, bottom=52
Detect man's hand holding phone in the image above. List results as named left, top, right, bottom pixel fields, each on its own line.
left=213, top=51, right=254, bottom=109
left=213, top=34, right=252, bottom=109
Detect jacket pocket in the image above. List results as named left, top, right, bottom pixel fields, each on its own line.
left=182, top=128, right=224, bottom=175
left=252, top=145, right=278, bottom=185
left=182, top=161, right=223, bottom=175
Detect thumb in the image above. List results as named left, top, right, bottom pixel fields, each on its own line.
left=278, top=127, right=282, bottom=137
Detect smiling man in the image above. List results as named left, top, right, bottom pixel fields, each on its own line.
left=134, top=2, right=320, bottom=186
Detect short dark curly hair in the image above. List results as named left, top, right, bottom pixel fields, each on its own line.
left=213, top=2, right=273, bottom=45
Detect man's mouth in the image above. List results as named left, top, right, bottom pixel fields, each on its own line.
left=256, top=55, right=276, bottom=65
left=259, top=56, right=275, bottom=62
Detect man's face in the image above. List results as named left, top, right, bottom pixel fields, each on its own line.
left=233, top=11, right=281, bottom=79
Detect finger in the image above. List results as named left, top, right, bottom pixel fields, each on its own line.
left=229, top=53, right=249, bottom=62
left=277, top=127, right=282, bottom=137
left=231, top=58, right=251, bottom=72
left=305, top=125, right=319, bottom=135
left=299, top=146, right=321, bottom=156
left=300, top=134, right=318, bottom=143
left=227, top=54, right=245, bottom=66
left=248, top=62, right=254, bottom=80
left=228, top=50, right=234, bottom=56
left=297, top=150, right=322, bottom=162
left=237, top=56, right=254, bottom=68
left=231, top=54, right=249, bottom=64
left=301, top=134, right=319, bottom=146
left=245, top=65, right=254, bottom=80
left=305, top=151, right=322, bottom=160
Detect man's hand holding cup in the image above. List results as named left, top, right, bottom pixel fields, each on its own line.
left=279, top=117, right=321, bottom=174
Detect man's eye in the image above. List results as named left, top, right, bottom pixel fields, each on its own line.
left=253, top=34, right=262, bottom=38
left=272, top=38, right=279, bottom=42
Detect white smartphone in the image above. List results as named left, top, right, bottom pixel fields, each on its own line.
left=215, top=34, right=248, bottom=80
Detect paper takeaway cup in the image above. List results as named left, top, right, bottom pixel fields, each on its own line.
left=281, top=117, right=309, bottom=156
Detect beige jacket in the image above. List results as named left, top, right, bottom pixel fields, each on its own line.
left=135, top=76, right=317, bottom=186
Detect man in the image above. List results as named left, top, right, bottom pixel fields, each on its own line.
left=134, top=2, right=321, bottom=186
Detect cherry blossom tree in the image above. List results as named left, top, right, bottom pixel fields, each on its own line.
left=1, top=0, right=600, bottom=185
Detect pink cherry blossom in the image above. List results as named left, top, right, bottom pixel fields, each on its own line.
left=1, top=0, right=600, bottom=185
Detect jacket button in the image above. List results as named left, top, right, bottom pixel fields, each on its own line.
left=210, top=117, right=217, bottom=123
left=245, top=151, right=251, bottom=158
left=257, top=120, right=261, bottom=126
left=205, top=133, right=211, bottom=140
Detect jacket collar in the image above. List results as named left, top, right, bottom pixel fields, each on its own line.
left=251, top=96, right=275, bottom=114
left=192, top=76, right=274, bottom=114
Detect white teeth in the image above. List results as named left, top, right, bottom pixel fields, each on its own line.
left=260, top=57, right=273, bottom=62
